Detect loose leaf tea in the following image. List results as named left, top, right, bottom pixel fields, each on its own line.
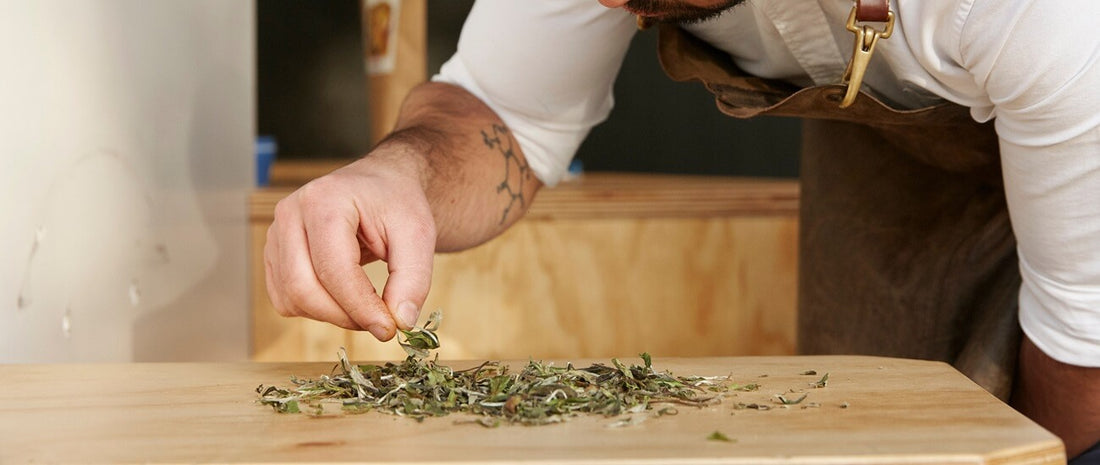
left=257, top=311, right=733, bottom=426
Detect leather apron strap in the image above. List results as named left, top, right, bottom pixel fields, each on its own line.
left=856, top=0, right=891, bottom=22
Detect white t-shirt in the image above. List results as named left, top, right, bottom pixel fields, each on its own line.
left=433, top=0, right=1100, bottom=367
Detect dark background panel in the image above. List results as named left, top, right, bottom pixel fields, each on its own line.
left=257, top=0, right=372, bottom=158
left=576, top=30, right=801, bottom=177
left=257, top=0, right=800, bottom=177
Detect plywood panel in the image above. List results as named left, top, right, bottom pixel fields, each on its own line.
left=251, top=174, right=799, bottom=362
left=348, top=216, right=798, bottom=361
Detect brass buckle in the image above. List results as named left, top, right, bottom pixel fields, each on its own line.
left=839, top=5, right=894, bottom=108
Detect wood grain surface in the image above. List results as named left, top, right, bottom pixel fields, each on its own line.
left=0, top=356, right=1064, bottom=464
left=252, top=217, right=799, bottom=362
left=347, top=216, right=798, bottom=362
left=250, top=175, right=800, bottom=362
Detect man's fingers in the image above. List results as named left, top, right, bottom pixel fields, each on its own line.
left=264, top=245, right=294, bottom=317
left=264, top=221, right=301, bottom=318
left=273, top=203, right=365, bottom=331
left=268, top=171, right=437, bottom=338
left=358, top=230, right=381, bottom=265
left=379, top=214, right=436, bottom=330
left=302, top=201, right=395, bottom=341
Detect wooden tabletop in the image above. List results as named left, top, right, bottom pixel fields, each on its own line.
left=1, top=356, right=1064, bottom=464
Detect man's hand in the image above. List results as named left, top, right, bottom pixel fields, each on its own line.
left=264, top=153, right=434, bottom=341
left=262, top=82, right=542, bottom=341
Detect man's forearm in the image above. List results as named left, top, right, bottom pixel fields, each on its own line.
left=367, top=81, right=542, bottom=252
left=1012, top=335, right=1100, bottom=458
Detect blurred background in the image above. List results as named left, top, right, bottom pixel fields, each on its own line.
left=257, top=0, right=801, bottom=176
left=1, top=0, right=801, bottom=363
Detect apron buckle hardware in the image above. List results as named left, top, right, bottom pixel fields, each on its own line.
left=839, top=4, right=894, bottom=108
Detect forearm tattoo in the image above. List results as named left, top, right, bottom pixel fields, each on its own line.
left=481, top=124, right=531, bottom=225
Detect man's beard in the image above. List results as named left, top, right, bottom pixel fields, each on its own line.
left=624, top=0, right=745, bottom=25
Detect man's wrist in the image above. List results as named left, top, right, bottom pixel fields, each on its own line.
left=361, top=126, right=446, bottom=193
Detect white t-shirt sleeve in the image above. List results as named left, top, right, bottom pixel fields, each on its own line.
left=959, top=0, right=1100, bottom=366
left=432, top=0, right=637, bottom=186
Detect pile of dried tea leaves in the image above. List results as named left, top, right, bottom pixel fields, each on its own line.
left=256, top=311, right=732, bottom=426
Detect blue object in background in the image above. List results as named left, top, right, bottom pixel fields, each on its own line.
left=568, top=159, right=584, bottom=177
left=562, top=159, right=584, bottom=182
left=255, top=135, right=278, bottom=187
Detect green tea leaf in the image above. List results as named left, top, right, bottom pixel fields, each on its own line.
left=423, top=309, right=443, bottom=331
left=283, top=399, right=300, bottom=414
left=775, top=393, right=807, bottom=405
left=397, top=310, right=442, bottom=359
left=707, top=431, right=735, bottom=442
left=734, top=402, right=771, bottom=411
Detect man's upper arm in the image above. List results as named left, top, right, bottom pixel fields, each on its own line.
left=961, top=0, right=1100, bottom=366
left=433, top=0, right=637, bottom=186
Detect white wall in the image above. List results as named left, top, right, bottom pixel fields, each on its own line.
left=0, top=1, right=254, bottom=362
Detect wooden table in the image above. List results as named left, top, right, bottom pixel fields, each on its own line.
left=1, top=356, right=1064, bottom=464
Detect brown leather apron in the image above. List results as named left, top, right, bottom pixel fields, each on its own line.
left=656, top=26, right=1021, bottom=400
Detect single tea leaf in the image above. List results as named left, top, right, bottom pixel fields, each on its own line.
left=775, top=393, right=807, bottom=405
left=398, top=310, right=442, bottom=359
left=707, top=431, right=735, bottom=442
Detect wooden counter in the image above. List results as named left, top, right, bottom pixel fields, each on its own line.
left=251, top=169, right=800, bottom=362
left=1, top=356, right=1064, bottom=464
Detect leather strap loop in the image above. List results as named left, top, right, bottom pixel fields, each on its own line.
left=855, top=0, right=890, bottom=22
